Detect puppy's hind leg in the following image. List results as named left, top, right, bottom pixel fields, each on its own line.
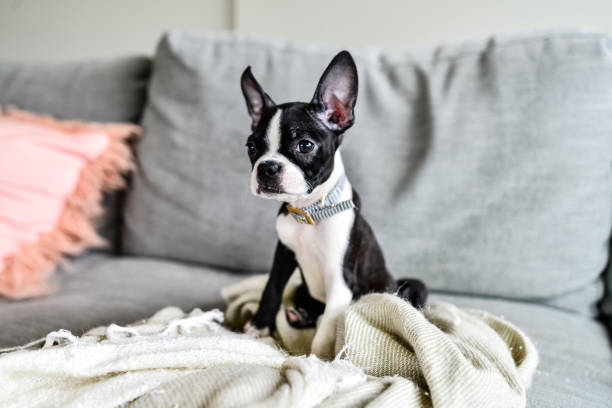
left=285, top=283, right=325, bottom=329
left=397, top=278, right=428, bottom=308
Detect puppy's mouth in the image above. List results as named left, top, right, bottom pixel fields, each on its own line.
left=255, top=183, right=307, bottom=201
left=257, top=185, right=284, bottom=195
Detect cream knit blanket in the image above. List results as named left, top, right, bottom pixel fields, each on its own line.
left=0, top=274, right=538, bottom=408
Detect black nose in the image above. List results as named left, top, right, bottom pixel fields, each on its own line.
left=257, top=161, right=282, bottom=181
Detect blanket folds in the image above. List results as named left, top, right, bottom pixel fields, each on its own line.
left=0, top=274, right=537, bottom=408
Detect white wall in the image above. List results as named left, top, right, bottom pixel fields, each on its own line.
left=0, top=0, right=231, bottom=61
left=1, top=0, right=611, bottom=61
left=236, top=0, right=612, bottom=49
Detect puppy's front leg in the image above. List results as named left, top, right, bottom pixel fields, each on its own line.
left=244, top=241, right=297, bottom=337
left=310, top=275, right=353, bottom=360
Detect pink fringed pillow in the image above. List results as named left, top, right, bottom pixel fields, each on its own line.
left=0, top=108, right=140, bottom=299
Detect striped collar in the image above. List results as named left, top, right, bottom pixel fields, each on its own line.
left=285, top=175, right=355, bottom=225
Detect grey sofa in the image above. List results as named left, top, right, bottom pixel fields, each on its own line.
left=1, top=30, right=611, bottom=407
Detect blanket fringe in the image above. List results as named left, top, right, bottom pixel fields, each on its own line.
left=26, top=308, right=227, bottom=351
left=44, top=329, right=82, bottom=348
left=162, top=308, right=224, bottom=336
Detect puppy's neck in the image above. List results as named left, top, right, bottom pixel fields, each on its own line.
left=289, top=150, right=349, bottom=208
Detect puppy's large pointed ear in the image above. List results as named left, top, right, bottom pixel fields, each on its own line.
left=311, top=51, right=358, bottom=132
left=241, top=67, right=276, bottom=130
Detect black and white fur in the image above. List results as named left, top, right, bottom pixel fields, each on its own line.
left=240, top=51, right=427, bottom=359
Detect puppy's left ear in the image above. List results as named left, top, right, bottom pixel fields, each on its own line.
left=311, top=51, right=358, bottom=132
left=241, top=66, right=276, bottom=131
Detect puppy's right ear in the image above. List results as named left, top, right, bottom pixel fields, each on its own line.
left=241, top=67, right=275, bottom=131
left=310, top=51, right=358, bottom=133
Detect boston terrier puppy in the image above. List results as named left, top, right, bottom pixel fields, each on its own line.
left=240, top=51, right=427, bottom=359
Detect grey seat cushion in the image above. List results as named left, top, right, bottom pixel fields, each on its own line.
left=0, top=56, right=152, bottom=249
left=123, top=30, right=612, bottom=315
left=0, top=254, right=609, bottom=406
left=0, top=254, right=243, bottom=348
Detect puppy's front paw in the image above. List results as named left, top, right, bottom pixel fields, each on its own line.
left=310, top=332, right=335, bottom=360
left=243, top=320, right=270, bottom=338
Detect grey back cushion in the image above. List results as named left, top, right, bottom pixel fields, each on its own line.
left=0, top=56, right=150, bottom=122
left=0, top=56, right=152, bottom=250
left=124, top=30, right=612, bottom=314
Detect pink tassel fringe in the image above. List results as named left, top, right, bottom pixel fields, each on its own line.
left=0, top=108, right=141, bottom=299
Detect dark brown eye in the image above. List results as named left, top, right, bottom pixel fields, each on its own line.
left=246, top=142, right=256, bottom=154
left=297, top=140, right=315, bottom=153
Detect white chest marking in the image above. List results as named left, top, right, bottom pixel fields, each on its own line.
left=276, top=190, right=355, bottom=303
